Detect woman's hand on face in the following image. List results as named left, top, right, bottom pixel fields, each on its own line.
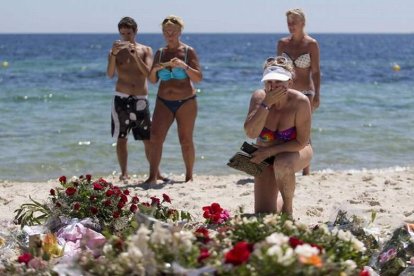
left=170, top=57, right=187, bottom=69
left=264, top=86, right=287, bottom=106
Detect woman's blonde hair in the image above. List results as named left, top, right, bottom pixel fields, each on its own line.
left=286, top=8, right=306, bottom=23
left=161, top=15, right=185, bottom=29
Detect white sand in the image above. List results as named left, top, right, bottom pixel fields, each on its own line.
left=1, top=167, right=413, bottom=237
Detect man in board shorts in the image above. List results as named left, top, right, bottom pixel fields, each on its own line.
left=107, top=17, right=165, bottom=182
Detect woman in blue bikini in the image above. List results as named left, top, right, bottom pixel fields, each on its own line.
left=277, top=8, right=321, bottom=175
left=146, top=15, right=202, bottom=184
left=244, top=56, right=313, bottom=217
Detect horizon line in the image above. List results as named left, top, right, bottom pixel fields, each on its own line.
left=0, top=31, right=413, bottom=35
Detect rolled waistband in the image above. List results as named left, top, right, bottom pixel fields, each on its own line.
left=114, top=91, right=148, bottom=99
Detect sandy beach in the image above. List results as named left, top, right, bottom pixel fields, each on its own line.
left=1, top=167, right=413, bottom=238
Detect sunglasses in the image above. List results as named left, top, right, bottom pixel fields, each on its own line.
left=266, top=56, right=289, bottom=66
left=162, top=18, right=180, bottom=25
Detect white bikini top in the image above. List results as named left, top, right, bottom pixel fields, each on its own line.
left=282, top=52, right=311, bottom=69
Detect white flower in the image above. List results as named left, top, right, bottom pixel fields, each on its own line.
left=173, top=230, right=195, bottom=252
left=294, top=244, right=319, bottom=258
left=318, top=224, right=330, bottom=235
left=267, top=245, right=295, bottom=266
left=263, top=214, right=279, bottom=225
left=351, top=238, right=366, bottom=252
left=296, top=222, right=309, bottom=232
left=283, top=220, right=295, bottom=230
left=344, top=259, right=357, bottom=272
left=150, top=223, right=172, bottom=245
left=70, top=176, right=79, bottom=182
left=265, top=232, right=289, bottom=246
left=127, top=247, right=143, bottom=260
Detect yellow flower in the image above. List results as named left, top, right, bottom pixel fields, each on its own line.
left=42, top=233, right=64, bottom=258
left=0, top=236, right=5, bottom=247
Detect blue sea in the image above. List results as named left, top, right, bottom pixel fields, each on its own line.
left=0, top=34, right=413, bottom=181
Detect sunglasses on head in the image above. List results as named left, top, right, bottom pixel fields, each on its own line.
left=266, top=56, right=288, bottom=66
left=162, top=17, right=180, bottom=25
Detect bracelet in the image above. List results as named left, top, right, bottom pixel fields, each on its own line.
left=260, top=102, right=270, bottom=111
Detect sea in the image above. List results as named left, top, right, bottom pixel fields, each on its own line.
left=0, top=33, right=413, bottom=181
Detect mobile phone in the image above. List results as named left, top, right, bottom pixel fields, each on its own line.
left=240, top=142, right=258, bottom=155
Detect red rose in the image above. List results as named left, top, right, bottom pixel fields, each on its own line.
left=225, top=241, right=252, bottom=266
left=150, top=196, right=160, bottom=206
left=90, top=206, right=98, bottom=215
left=104, top=199, right=112, bottom=207
left=141, top=202, right=150, bottom=207
left=86, top=174, right=92, bottom=181
left=198, top=248, right=210, bottom=263
left=162, top=193, right=172, bottom=203
left=73, top=202, right=81, bottom=211
left=289, top=236, right=304, bottom=248
left=93, top=182, right=104, bottom=190
left=17, top=252, right=33, bottom=265
left=123, top=189, right=130, bottom=195
left=130, top=204, right=138, bottom=213
left=106, top=190, right=115, bottom=197
left=195, top=227, right=211, bottom=243
left=132, top=196, right=139, bottom=204
left=117, top=201, right=125, bottom=209
left=359, top=270, right=370, bottom=276
left=65, top=187, right=77, bottom=196
left=120, top=194, right=128, bottom=203
left=49, top=189, right=56, bottom=196
left=55, top=202, right=62, bottom=208
left=113, top=211, right=120, bottom=218
left=58, top=176, right=66, bottom=184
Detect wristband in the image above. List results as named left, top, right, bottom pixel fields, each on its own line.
left=260, top=102, right=270, bottom=111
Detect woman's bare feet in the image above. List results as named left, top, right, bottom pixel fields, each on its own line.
left=119, top=174, right=130, bottom=184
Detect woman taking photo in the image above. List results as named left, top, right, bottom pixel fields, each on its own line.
left=146, top=15, right=202, bottom=184
left=244, top=56, right=312, bottom=217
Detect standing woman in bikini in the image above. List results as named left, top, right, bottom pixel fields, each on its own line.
left=277, top=8, right=321, bottom=175
left=146, top=15, right=202, bottom=184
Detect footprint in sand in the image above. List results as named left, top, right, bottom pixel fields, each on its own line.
left=306, top=207, right=324, bottom=217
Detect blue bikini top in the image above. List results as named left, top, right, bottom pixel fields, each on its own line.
left=157, top=47, right=189, bottom=81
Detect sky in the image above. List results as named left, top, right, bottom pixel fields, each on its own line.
left=0, top=0, right=412, bottom=34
